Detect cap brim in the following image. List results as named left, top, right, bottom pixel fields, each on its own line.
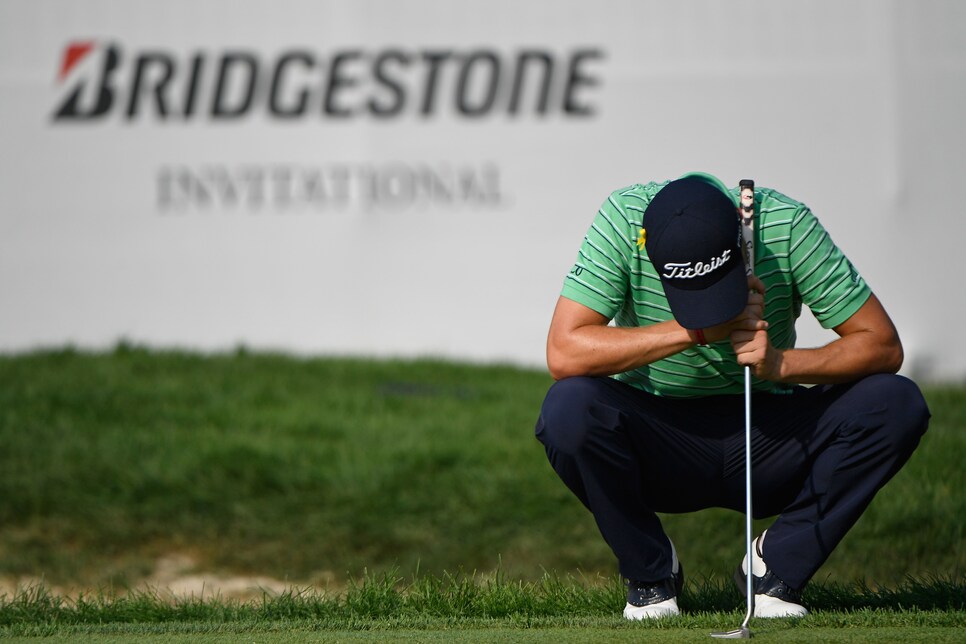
left=662, top=260, right=749, bottom=330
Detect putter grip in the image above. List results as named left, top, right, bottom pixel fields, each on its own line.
left=738, top=180, right=755, bottom=277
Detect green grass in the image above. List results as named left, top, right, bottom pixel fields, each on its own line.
left=0, top=346, right=574, bottom=586
left=0, top=346, right=964, bottom=640
left=1, top=572, right=965, bottom=641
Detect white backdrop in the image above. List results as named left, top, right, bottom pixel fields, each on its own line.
left=2, top=0, right=965, bottom=381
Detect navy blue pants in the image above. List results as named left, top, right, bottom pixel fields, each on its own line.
left=535, top=374, right=930, bottom=588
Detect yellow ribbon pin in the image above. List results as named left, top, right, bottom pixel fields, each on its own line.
left=636, top=228, right=647, bottom=250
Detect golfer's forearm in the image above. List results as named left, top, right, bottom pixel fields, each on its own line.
left=547, top=321, right=695, bottom=380
left=776, top=332, right=903, bottom=385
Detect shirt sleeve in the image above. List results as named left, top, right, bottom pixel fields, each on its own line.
left=559, top=190, right=637, bottom=320
left=789, top=205, right=872, bottom=328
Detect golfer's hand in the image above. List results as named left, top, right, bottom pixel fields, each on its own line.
left=702, top=276, right=768, bottom=344
left=730, top=276, right=783, bottom=380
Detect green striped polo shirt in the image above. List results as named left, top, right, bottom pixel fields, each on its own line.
left=560, top=180, right=871, bottom=397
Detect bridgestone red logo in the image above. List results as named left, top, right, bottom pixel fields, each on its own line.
left=52, top=41, right=605, bottom=122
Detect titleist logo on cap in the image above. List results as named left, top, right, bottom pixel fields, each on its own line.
left=662, top=248, right=732, bottom=280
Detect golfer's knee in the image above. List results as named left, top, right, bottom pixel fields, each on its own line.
left=859, top=373, right=930, bottom=449
left=535, top=377, right=608, bottom=456
left=888, top=374, right=930, bottom=444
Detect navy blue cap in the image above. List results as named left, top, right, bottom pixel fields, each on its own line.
left=643, top=175, right=747, bottom=330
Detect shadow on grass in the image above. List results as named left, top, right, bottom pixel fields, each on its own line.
left=683, top=573, right=966, bottom=615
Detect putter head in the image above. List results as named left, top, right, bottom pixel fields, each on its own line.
left=710, top=626, right=752, bottom=639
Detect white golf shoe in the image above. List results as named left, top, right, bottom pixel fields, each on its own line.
left=735, top=530, right=809, bottom=618
left=623, top=595, right=680, bottom=620
left=623, top=537, right=684, bottom=620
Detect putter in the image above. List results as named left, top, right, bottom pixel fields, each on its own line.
left=711, top=179, right=757, bottom=639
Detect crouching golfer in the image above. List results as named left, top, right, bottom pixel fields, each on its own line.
left=535, top=173, right=930, bottom=619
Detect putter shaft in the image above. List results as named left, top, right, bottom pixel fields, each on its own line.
left=711, top=366, right=755, bottom=639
